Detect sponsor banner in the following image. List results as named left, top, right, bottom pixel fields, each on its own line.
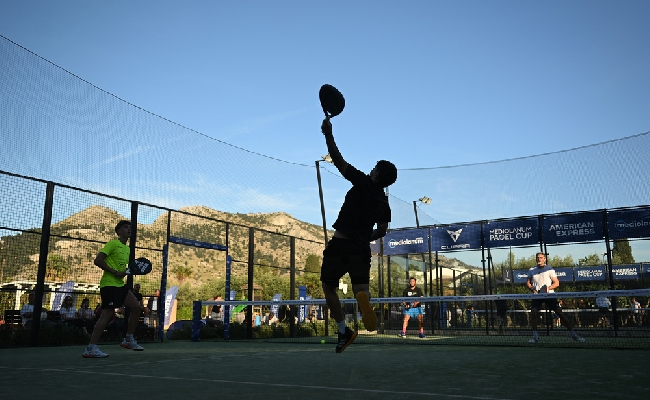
left=542, top=212, right=604, bottom=244
left=430, top=224, right=481, bottom=252
left=612, top=264, right=640, bottom=280
left=574, top=266, right=606, bottom=282
left=502, top=268, right=512, bottom=283
left=383, top=228, right=428, bottom=255
left=607, top=208, right=650, bottom=240
left=513, top=270, right=529, bottom=284
left=554, top=267, right=574, bottom=282
left=513, top=267, right=572, bottom=284
left=485, top=218, right=538, bottom=248
left=51, top=280, right=75, bottom=311
left=644, top=263, right=650, bottom=277
left=164, top=286, right=179, bottom=327
left=270, top=293, right=282, bottom=318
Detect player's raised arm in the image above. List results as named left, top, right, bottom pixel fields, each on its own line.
left=321, top=117, right=348, bottom=176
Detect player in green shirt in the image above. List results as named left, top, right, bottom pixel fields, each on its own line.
left=83, top=220, right=145, bottom=358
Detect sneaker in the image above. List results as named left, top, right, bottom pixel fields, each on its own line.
left=528, top=337, right=539, bottom=344
left=572, top=334, right=586, bottom=343
left=419, top=332, right=426, bottom=338
left=335, top=327, right=357, bottom=353
left=121, top=338, right=144, bottom=351
left=355, top=291, right=377, bottom=331
left=398, top=331, right=406, bottom=337
left=82, top=346, right=109, bottom=358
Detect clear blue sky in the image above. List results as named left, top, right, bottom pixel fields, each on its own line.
left=2, top=1, right=650, bottom=265
left=2, top=1, right=648, bottom=169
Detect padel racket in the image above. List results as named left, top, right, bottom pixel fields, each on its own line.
left=126, top=257, right=153, bottom=275
left=319, top=84, right=345, bottom=118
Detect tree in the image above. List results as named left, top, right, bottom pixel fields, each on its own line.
left=612, top=239, right=634, bottom=264
left=304, top=254, right=321, bottom=273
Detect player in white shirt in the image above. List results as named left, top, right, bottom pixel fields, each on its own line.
left=526, top=252, right=585, bottom=343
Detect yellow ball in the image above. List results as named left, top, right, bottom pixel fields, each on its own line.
left=320, top=339, right=326, bottom=344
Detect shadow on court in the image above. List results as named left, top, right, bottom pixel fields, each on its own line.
left=0, top=340, right=647, bottom=400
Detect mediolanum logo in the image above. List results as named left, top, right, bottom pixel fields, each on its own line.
left=388, top=237, right=424, bottom=248
left=615, top=216, right=650, bottom=231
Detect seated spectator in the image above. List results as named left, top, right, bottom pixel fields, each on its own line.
left=59, top=296, right=77, bottom=323
left=20, top=293, right=49, bottom=327
left=206, top=295, right=223, bottom=327
left=77, top=297, right=96, bottom=335
left=268, top=312, right=279, bottom=326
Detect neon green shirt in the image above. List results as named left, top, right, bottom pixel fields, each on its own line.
left=99, top=239, right=129, bottom=288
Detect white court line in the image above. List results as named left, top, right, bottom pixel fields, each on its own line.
left=0, top=365, right=515, bottom=400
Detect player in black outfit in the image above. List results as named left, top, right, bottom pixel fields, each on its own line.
left=399, top=277, right=425, bottom=338
left=319, top=116, right=397, bottom=353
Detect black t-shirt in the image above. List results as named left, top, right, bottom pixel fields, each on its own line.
left=403, top=286, right=424, bottom=308
left=332, top=164, right=391, bottom=243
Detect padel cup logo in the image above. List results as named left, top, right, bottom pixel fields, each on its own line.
left=388, top=237, right=424, bottom=248
left=447, top=229, right=462, bottom=242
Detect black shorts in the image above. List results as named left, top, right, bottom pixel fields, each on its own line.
left=320, top=237, right=371, bottom=286
left=100, top=286, right=130, bottom=309
left=531, top=297, right=560, bottom=311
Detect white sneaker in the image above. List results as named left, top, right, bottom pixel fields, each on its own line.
left=528, top=337, right=539, bottom=344
left=121, top=338, right=144, bottom=351
left=82, top=346, right=109, bottom=358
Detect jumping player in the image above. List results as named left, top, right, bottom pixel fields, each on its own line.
left=319, top=117, right=397, bottom=353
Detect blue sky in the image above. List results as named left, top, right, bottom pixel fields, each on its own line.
left=2, top=1, right=650, bottom=262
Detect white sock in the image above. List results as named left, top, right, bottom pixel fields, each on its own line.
left=337, top=320, right=347, bottom=334
left=87, top=344, right=97, bottom=350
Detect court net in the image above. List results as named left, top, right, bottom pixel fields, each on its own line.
left=188, top=288, right=650, bottom=349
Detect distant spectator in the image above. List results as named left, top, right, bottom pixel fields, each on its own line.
left=466, top=305, right=474, bottom=328
left=268, top=312, right=279, bottom=326
left=20, top=293, right=48, bottom=327
left=631, top=297, right=641, bottom=327
left=494, top=297, right=508, bottom=333
left=147, top=289, right=162, bottom=329
left=77, top=297, right=95, bottom=335
left=59, top=296, right=77, bottom=323
left=206, top=295, right=223, bottom=327
left=596, top=294, right=611, bottom=328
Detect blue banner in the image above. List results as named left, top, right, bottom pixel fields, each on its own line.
left=513, top=270, right=529, bottom=284
left=430, top=224, right=481, bottom=252
left=383, top=228, right=428, bottom=255
left=607, top=208, right=650, bottom=240
left=485, top=218, right=538, bottom=248
left=512, top=267, right=572, bottom=284
left=574, top=266, right=606, bottom=282
left=554, top=267, right=574, bottom=282
left=612, top=264, right=640, bottom=280
left=542, top=212, right=604, bottom=244
left=270, top=293, right=282, bottom=319
left=643, top=263, right=650, bottom=277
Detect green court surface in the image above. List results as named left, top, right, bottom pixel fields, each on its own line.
left=0, top=340, right=647, bottom=400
